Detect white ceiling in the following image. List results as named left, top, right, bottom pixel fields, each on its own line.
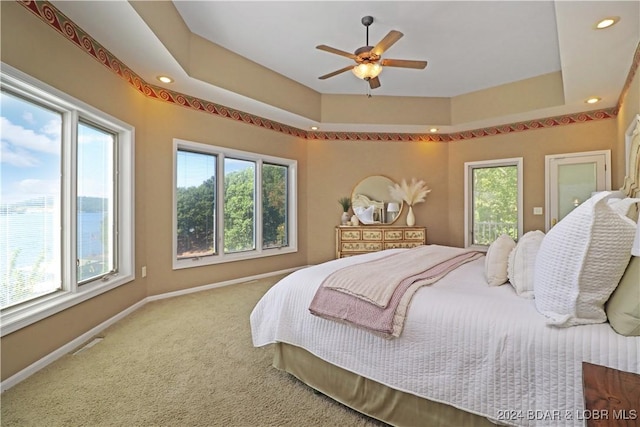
left=174, top=1, right=562, bottom=98
left=52, top=1, right=639, bottom=133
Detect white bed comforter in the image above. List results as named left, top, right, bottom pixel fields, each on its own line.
left=250, top=246, right=640, bottom=427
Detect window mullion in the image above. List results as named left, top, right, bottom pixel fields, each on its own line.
left=217, top=153, right=226, bottom=258
left=64, top=110, right=79, bottom=293
left=112, top=133, right=119, bottom=275
left=255, top=159, right=263, bottom=253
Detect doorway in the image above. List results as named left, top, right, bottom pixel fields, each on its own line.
left=545, top=150, right=611, bottom=231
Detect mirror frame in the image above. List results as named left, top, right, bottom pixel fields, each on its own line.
left=351, top=175, right=404, bottom=225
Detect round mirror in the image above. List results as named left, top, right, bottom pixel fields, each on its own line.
left=351, top=175, right=404, bottom=225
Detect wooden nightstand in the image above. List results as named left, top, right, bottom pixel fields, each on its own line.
left=335, top=225, right=426, bottom=258
left=582, top=362, right=640, bottom=426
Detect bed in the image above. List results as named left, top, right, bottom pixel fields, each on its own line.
left=250, top=118, right=640, bottom=427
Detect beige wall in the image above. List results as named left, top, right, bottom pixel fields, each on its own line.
left=142, top=100, right=308, bottom=296
left=0, top=1, right=308, bottom=380
left=446, top=120, right=619, bottom=247
left=306, top=139, right=450, bottom=264
left=0, top=1, right=150, bottom=380
left=130, top=0, right=322, bottom=122
left=451, top=72, right=565, bottom=124
left=0, top=1, right=635, bottom=382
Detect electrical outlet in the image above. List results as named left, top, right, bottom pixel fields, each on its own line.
left=142, top=266, right=147, bottom=277
left=533, top=207, right=543, bottom=215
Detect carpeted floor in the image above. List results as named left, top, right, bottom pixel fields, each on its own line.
left=1, top=275, right=386, bottom=426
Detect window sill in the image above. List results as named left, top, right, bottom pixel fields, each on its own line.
left=1, top=274, right=135, bottom=337
left=173, top=246, right=298, bottom=270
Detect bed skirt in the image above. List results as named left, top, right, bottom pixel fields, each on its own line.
left=273, top=342, right=497, bottom=427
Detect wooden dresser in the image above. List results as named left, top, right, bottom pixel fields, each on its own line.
left=335, top=226, right=426, bottom=258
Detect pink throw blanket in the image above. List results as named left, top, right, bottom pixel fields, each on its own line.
left=309, top=247, right=483, bottom=338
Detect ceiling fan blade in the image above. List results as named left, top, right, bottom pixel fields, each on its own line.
left=371, top=30, right=403, bottom=56
left=319, top=65, right=355, bottom=80
left=368, top=76, right=381, bottom=89
left=316, top=45, right=357, bottom=60
left=381, top=59, right=428, bottom=69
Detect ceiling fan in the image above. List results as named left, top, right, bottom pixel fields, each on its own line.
left=316, top=16, right=428, bottom=90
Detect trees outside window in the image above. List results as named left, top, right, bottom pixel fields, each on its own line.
left=262, top=163, right=288, bottom=249
left=173, top=140, right=297, bottom=269
left=464, top=158, right=523, bottom=247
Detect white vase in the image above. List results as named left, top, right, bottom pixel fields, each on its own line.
left=406, top=205, right=415, bottom=226
left=341, top=211, right=350, bottom=225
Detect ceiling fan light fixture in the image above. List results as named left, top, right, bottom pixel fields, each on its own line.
left=352, top=62, right=382, bottom=80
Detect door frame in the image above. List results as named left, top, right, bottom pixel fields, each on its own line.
left=544, top=150, right=611, bottom=231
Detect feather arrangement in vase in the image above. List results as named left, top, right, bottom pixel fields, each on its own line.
left=388, top=178, right=431, bottom=226
left=338, top=196, right=351, bottom=225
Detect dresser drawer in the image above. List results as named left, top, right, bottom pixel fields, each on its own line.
left=336, top=226, right=427, bottom=258
left=362, top=230, right=383, bottom=241
left=339, top=230, right=362, bottom=240
left=341, top=242, right=384, bottom=252
left=383, top=230, right=404, bottom=240
left=384, top=242, right=424, bottom=250
left=404, top=229, right=425, bottom=241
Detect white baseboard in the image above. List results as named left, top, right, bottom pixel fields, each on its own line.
left=0, top=298, right=146, bottom=393
left=146, top=266, right=304, bottom=302
left=1, top=266, right=307, bottom=393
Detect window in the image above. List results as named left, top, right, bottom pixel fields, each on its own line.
left=173, top=139, right=297, bottom=268
left=176, top=150, right=216, bottom=259
left=77, top=121, right=117, bottom=284
left=1, top=64, right=135, bottom=335
left=464, top=158, right=523, bottom=247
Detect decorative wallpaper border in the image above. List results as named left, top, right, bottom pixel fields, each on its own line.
left=19, top=0, right=307, bottom=139
left=307, top=108, right=618, bottom=142
left=19, top=0, right=636, bottom=143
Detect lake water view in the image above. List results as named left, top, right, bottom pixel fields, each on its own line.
left=0, top=210, right=106, bottom=308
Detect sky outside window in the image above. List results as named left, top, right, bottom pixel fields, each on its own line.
left=1, top=90, right=62, bottom=206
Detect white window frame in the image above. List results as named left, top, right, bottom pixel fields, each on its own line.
left=464, top=157, right=523, bottom=249
left=0, top=63, right=135, bottom=336
left=172, top=139, right=297, bottom=269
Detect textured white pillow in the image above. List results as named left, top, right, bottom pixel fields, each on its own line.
left=507, top=230, right=545, bottom=298
left=608, top=197, right=640, bottom=222
left=484, top=234, right=516, bottom=286
left=534, top=191, right=637, bottom=327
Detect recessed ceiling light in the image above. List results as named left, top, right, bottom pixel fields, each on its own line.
left=310, top=126, right=319, bottom=131
left=157, top=75, right=174, bottom=84
left=595, top=16, right=620, bottom=30
left=585, top=97, right=601, bottom=104
left=429, top=128, right=438, bottom=133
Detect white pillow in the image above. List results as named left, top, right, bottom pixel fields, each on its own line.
left=507, top=230, right=545, bottom=298
left=533, top=191, right=637, bottom=327
left=484, top=234, right=516, bottom=286
left=608, top=197, right=640, bottom=222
